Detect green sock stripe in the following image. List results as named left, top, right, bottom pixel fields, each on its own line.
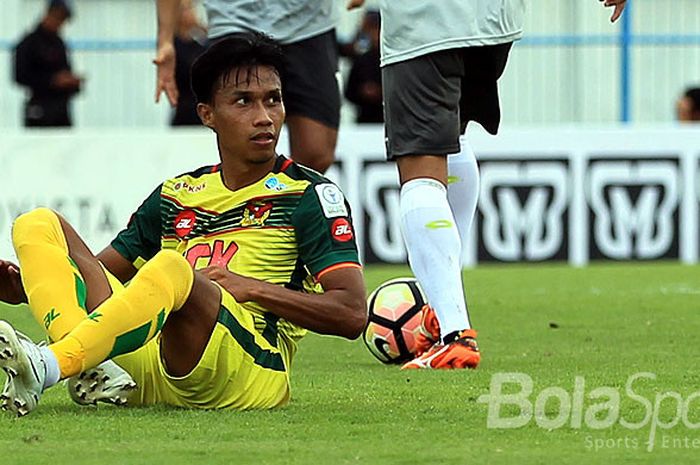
left=67, top=257, right=80, bottom=273
left=107, top=321, right=152, bottom=359
left=67, top=257, right=88, bottom=311
left=261, top=312, right=279, bottom=348
left=155, top=308, right=166, bottom=333
left=217, top=307, right=285, bottom=372
left=74, top=274, right=87, bottom=312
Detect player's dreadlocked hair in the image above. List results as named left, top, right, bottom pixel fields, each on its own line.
left=191, top=31, right=284, bottom=104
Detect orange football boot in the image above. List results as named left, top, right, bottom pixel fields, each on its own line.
left=402, top=329, right=480, bottom=370
left=414, top=305, right=440, bottom=356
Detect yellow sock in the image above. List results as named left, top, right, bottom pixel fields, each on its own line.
left=12, top=208, right=89, bottom=342
left=49, top=250, right=194, bottom=378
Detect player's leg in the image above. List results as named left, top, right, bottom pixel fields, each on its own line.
left=382, top=51, right=479, bottom=369
left=10, top=207, right=111, bottom=342
left=47, top=250, right=193, bottom=379
left=1, top=248, right=198, bottom=416
left=447, top=135, right=479, bottom=267
left=286, top=116, right=337, bottom=173
left=158, top=272, right=220, bottom=376
left=129, top=288, right=291, bottom=410
left=2, top=208, right=133, bottom=415
left=281, top=30, right=340, bottom=173
left=104, top=270, right=225, bottom=407
left=69, top=268, right=222, bottom=407
left=448, top=42, right=513, bottom=266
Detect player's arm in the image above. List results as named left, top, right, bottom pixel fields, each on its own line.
left=97, top=246, right=138, bottom=283
left=201, top=265, right=368, bottom=340
left=100, top=185, right=163, bottom=283
left=154, top=0, right=179, bottom=105
left=204, top=180, right=368, bottom=339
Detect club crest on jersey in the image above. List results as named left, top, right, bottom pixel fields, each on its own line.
left=315, top=183, right=348, bottom=218
left=241, top=201, right=273, bottom=227
left=331, top=218, right=353, bottom=242
left=264, top=177, right=287, bottom=192
left=174, top=210, right=197, bottom=238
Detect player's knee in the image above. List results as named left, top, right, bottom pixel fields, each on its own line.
left=144, top=250, right=194, bottom=307
left=11, top=207, right=61, bottom=248
left=147, top=250, right=191, bottom=275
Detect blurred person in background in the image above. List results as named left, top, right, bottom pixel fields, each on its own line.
left=13, top=0, right=83, bottom=128
left=343, top=10, right=382, bottom=124
left=676, top=87, right=700, bottom=122
left=155, top=0, right=341, bottom=172
left=171, top=0, right=207, bottom=126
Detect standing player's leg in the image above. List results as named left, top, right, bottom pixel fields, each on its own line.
left=448, top=42, right=513, bottom=257
left=447, top=135, right=480, bottom=266
left=382, top=51, right=479, bottom=369
left=281, top=30, right=340, bottom=173
left=286, top=116, right=337, bottom=173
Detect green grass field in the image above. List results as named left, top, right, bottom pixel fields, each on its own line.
left=1, top=263, right=699, bottom=464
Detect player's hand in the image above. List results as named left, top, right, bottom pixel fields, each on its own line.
left=600, top=0, right=627, bottom=23
left=153, top=41, right=178, bottom=106
left=346, top=0, right=365, bottom=10
left=0, top=260, right=27, bottom=305
left=200, top=266, right=256, bottom=303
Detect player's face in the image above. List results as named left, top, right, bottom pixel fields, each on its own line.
left=202, top=65, right=285, bottom=164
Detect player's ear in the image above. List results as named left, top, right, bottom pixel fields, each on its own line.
left=197, top=102, right=215, bottom=130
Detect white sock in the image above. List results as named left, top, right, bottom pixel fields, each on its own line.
left=447, top=135, right=480, bottom=266
left=39, top=346, right=61, bottom=389
left=399, top=178, right=471, bottom=338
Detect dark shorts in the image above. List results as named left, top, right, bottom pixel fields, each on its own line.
left=280, top=29, right=341, bottom=129
left=382, top=43, right=513, bottom=159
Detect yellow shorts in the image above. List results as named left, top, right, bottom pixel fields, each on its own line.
left=104, top=271, right=292, bottom=410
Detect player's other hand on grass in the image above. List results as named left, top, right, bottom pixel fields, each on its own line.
left=200, top=266, right=256, bottom=303
left=0, top=260, right=27, bottom=305
left=600, top=0, right=627, bottom=23
left=153, top=41, right=178, bottom=106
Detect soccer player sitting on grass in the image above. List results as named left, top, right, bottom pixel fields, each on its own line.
left=0, top=32, right=367, bottom=417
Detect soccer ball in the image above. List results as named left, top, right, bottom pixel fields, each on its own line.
left=363, top=277, right=427, bottom=364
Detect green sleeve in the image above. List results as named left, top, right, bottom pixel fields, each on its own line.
left=291, top=183, right=360, bottom=277
left=111, top=185, right=162, bottom=267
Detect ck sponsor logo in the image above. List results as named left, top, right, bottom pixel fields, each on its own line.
left=587, top=159, right=680, bottom=260
left=478, top=160, right=569, bottom=261
left=331, top=218, right=353, bottom=242
left=174, top=210, right=196, bottom=238
left=316, top=183, right=348, bottom=218
left=185, top=239, right=239, bottom=268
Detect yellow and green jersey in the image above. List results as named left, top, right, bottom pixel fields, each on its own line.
left=111, top=155, right=361, bottom=343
